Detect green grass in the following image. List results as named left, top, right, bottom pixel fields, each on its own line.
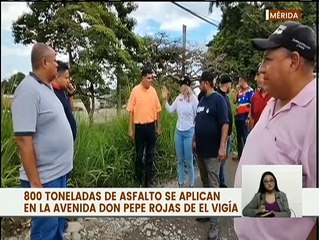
left=1, top=90, right=239, bottom=188
left=72, top=110, right=177, bottom=187
left=1, top=94, right=178, bottom=188
left=1, top=94, right=20, bottom=188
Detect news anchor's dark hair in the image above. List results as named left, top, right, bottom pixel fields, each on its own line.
left=258, top=171, right=280, bottom=194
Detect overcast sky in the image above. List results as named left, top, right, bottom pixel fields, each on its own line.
left=1, top=2, right=222, bottom=81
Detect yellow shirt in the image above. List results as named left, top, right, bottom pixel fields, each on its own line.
left=126, top=84, right=161, bottom=124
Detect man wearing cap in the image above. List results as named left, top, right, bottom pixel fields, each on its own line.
left=193, top=71, right=229, bottom=240
left=216, top=74, right=233, bottom=188
left=234, top=21, right=317, bottom=240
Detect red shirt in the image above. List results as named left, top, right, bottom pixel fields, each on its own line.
left=250, top=89, right=271, bottom=126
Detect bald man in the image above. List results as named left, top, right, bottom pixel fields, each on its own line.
left=12, top=43, right=74, bottom=240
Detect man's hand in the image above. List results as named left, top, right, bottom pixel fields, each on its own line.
left=128, top=128, right=134, bottom=141
left=245, top=118, right=250, bottom=127
left=30, top=182, right=43, bottom=188
left=156, top=126, right=162, bottom=136
left=218, top=145, right=227, bottom=161
left=66, top=83, right=76, bottom=95
left=192, top=141, right=196, bottom=152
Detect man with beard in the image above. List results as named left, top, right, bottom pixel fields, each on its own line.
left=216, top=74, right=233, bottom=188
left=234, top=21, right=317, bottom=240
left=193, top=70, right=229, bottom=240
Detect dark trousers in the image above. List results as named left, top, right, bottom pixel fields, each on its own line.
left=135, top=122, right=156, bottom=187
left=235, top=119, right=248, bottom=160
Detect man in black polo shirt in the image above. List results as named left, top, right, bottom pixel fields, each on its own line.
left=216, top=74, right=233, bottom=188
left=194, top=71, right=229, bottom=240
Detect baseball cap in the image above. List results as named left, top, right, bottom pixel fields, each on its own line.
left=252, top=21, right=316, bottom=61
left=219, top=74, right=232, bottom=84
left=200, top=71, right=215, bottom=82
left=179, top=76, right=191, bottom=86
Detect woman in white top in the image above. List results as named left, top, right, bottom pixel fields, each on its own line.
left=162, top=77, right=199, bottom=187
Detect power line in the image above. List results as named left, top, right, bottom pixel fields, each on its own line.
left=171, top=1, right=219, bottom=28
left=235, top=3, right=272, bottom=34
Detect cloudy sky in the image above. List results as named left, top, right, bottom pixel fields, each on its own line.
left=1, top=2, right=222, bottom=81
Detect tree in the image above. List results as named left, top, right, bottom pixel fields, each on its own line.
left=12, top=2, right=142, bottom=122
left=2, top=72, right=25, bottom=94
left=139, top=33, right=205, bottom=98
left=205, top=2, right=316, bottom=80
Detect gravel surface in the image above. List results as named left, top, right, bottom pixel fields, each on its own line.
left=1, top=158, right=239, bottom=240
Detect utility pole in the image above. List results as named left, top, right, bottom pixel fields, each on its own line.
left=182, top=24, right=186, bottom=77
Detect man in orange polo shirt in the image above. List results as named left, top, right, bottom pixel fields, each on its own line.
left=127, top=68, right=162, bottom=187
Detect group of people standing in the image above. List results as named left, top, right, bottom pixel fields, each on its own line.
left=125, top=21, right=317, bottom=240
left=11, top=20, right=316, bottom=240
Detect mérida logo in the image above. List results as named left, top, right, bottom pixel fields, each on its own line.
left=265, top=9, right=301, bottom=21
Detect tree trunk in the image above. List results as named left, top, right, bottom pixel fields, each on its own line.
left=116, top=66, right=122, bottom=117
left=117, top=81, right=121, bottom=117
left=81, top=95, right=92, bottom=121
left=89, top=82, right=95, bottom=124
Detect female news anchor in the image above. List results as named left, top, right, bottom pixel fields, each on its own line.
left=243, top=171, right=291, bottom=217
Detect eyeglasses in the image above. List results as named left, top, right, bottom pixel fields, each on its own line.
left=263, top=179, right=275, bottom=184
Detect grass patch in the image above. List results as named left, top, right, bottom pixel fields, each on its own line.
left=1, top=93, right=177, bottom=187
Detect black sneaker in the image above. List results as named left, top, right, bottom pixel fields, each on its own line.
left=219, top=183, right=228, bottom=188
left=196, top=217, right=210, bottom=222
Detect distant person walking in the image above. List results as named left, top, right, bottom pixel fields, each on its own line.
left=162, top=76, right=198, bottom=187
left=12, top=43, right=74, bottom=240
left=127, top=68, right=162, bottom=187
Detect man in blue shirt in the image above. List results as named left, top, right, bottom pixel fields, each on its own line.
left=51, top=61, right=77, bottom=141
left=193, top=71, right=229, bottom=240
left=216, top=74, right=233, bottom=188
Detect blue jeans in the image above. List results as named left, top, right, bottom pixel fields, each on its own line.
left=175, top=128, right=195, bottom=187
left=21, top=174, right=68, bottom=240
left=219, top=134, right=233, bottom=185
